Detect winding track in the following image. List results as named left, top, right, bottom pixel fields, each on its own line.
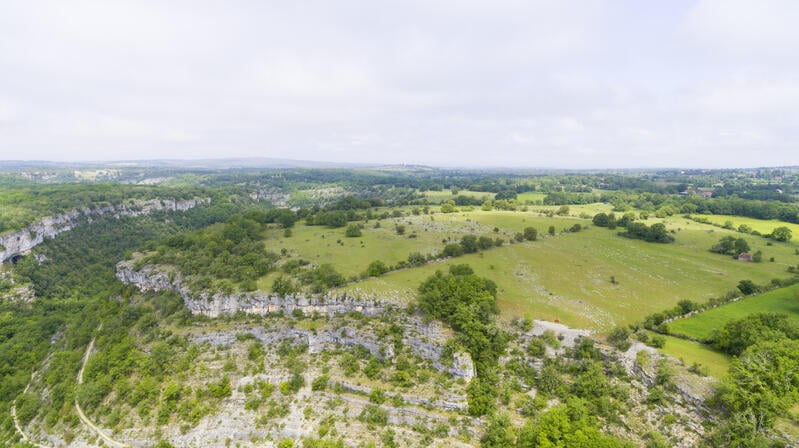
left=76, top=328, right=129, bottom=448
left=11, top=368, right=51, bottom=448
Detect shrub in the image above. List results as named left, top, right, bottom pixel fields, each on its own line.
left=359, top=405, right=388, bottom=426
left=477, top=235, right=495, bottom=250
left=441, top=243, right=464, bottom=257
left=712, top=313, right=799, bottom=355
left=647, top=335, right=666, bottom=348
left=207, top=375, right=232, bottom=399
left=608, top=326, right=631, bottom=351
left=365, top=260, right=389, bottom=277
left=311, top=375, right=329, bottom=391
left=736, top=279, right=760, bottom=295
left=460, top=235, right=479, bottom=253
left=770, top=226, right=792, bottom=242
left=619, top=222, right=674, bottom=243
left=272, top=276, right=297, bottom=296
left=407, top=252, right=426, bottom=266
left=344, top=224, right=362, bottom=237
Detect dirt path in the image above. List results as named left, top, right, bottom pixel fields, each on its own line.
left=11, top=379, right=52, bottom=448
left=76, top=329, right=130, bottom=448
left=11, top=353, right=53, bottom=448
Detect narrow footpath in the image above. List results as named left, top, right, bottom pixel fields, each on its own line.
left=11, top=368, right=52, bottom=448
left=76, top=328, right=130, bottom=448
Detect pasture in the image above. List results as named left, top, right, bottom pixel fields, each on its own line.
left=693, top=214, right=799, bottom=243
left=316, top=208, right=799, bottom=330
left=516, top=192, right=547, bottom=203
left=656, top=335, right=730, bottom=379
left=423, top=189, right=494, bottom=204
left=668, top=282, right=799, bottom=341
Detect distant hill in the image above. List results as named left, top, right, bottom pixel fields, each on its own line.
left=0, top=157, right=372, bottom=170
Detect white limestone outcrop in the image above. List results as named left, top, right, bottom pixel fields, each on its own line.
left=0, top=198, right=210, bottom=263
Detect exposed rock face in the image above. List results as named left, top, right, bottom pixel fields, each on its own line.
left=0, top=198, right=210, bottom=263
left=118, top=262, right=476, bottom=381
left=117, top=261, right=387, bottom=317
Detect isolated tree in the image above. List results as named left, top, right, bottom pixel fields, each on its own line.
left=477, top=235, right=494, bottom=250
left=365, top=260, right=389, bottom=277
left=648, top=223, right=672, bottom=243
left=592, top=213, right=616, bottom=228
left=733, top=238, right=750, bottom=256
left=711, top=236, right=736, bottom=255
left=523, top=226, right=538, bottom=241
left=442, top=243, right=464, bottom=258
left=345, top=223, right=362, bottom=237
left=771, top=226, right=792, bottom=242
left=592, top=212, right=608, bottom=227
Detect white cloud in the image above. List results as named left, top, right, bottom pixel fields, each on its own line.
left=694, top=76, right=799, bottom=117
left=0, top=101, right=17, bottom=123
left=682, top=0, right=799, bottom=61
left=0, top=1, right=796, bottom=167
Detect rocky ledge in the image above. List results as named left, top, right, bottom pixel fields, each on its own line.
left=117, top=261, right=475, bottom=380
left=0, top=197, right=210, bottom=263
left=116, top=261, right=387, bottom=318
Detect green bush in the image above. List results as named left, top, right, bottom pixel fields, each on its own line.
left=365, top=260, right=389, bottom=277
left=344, top=224, right=362, bottom=237
left=359, top=404, right=388, bottom=426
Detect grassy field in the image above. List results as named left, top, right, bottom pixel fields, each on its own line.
left=669, top=282, right=799, bottom=341
left=657, top=335, right=730, bottom=379
left=694, top=214, right=799, bottom=242
left=516, top=192, right=547, bottom=203
left=260, top=212, right=497, bottom=277
left=423, top=190, right=494, bottom=204
left=318, top=209, right=799, bottom=330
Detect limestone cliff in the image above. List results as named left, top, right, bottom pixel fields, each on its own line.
left=116, top=261, right=386, bottom=317
left=0, top=198, right=210, bottom=263
left=116, top=260, right=475, bottom=380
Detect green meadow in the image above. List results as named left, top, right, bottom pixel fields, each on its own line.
left=656, top=335, right=730, bottom=379
left=694, top=214, right=799, bottom=240
left=516, top=192, right=547, bottom=203
left=423, top=189, right=494, bottom=204
left=281, top=208, right=799, bottom=330
left=669, top=282, right=799, bottom=341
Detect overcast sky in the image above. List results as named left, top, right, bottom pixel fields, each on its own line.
left=1, top=1, right=798, bottom=168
